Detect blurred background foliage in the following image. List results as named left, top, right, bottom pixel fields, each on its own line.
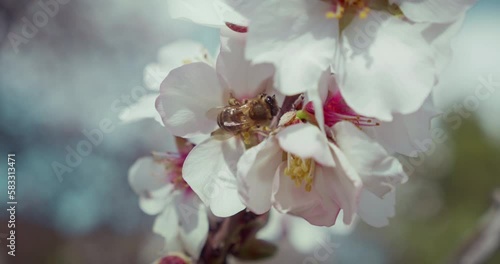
left=388, top=119, right=500, bottom=264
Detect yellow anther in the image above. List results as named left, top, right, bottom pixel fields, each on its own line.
left=359, top=7, right=370, bottom=19
left=305, top=183, right=312, bottom=192
left=284, top=154, right=315, bottom=192
left=325, top=7, right=344, bottom=19
left=241, top=131, right=252, bottom=145
left=301, top=161, right=309, bottom=172
left=325, top=11, right=336, bottom=19
left=182, top=59, right=193, bottom=64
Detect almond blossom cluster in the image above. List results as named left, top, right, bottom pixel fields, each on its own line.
left=127, top=0, right=477, bottom=262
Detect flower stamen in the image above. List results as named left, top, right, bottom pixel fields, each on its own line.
left=305, top=91, right=380, bottom=128
left=153, top=151, right=191, bottom=192
left=284, top=153, right=315, bottom=192
left=325, top=0, right=370, bottom=19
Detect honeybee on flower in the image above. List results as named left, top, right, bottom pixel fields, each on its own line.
left=155, top=30, right=283, bottom=217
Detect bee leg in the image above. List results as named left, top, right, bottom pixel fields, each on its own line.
left=228, top=97, right=241, bottom=106
left=253, top=127, right=270, bottom=138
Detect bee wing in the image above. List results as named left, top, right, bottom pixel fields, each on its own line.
left=206, top=106, right=224, bottom=121
left=211, top=128, right=233, bottom=141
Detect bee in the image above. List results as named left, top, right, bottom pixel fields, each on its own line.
left=209, top=93, right=279, bottom=137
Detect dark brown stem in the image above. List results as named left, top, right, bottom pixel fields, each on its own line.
left=198, top=211, right=268, bottom=264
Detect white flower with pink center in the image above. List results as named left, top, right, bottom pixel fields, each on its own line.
left=164, top=0, right=475, bottom=122
left=211, top=0, right=467, bottom=122
left=129, top=143, right=208, bottom=260
left=305, top=77, right=439, bottom=157
left=238, top=116, right=408, bottom=227
left=120, top=40, right=213, bottom=126
left=236, top=72, right=425, bottom=227
left=156, top=31, right=279, bottom=217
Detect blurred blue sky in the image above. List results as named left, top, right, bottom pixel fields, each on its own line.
left=0, top=0, right=220, bottom=236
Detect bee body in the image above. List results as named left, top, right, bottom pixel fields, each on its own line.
left=216, top=94, right=279, bottom=135
left=217, top=106, right=247, bottom=133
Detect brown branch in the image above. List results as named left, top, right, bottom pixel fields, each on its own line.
left=198, top=211, right=268, bottom=264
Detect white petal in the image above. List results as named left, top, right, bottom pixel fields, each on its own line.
left=239, top=0, right=338, bottom=95
left=306, top=71, right=337, bottom=133
left=391, top=0, right=477, bottom=23
left=216, top=34, right=274, bottom=99
left=144, top=64, right=167, bottom=92
left=144, top=40, right=212, bottom=91
left=307, top=89, right=326, bottom=133
left=176, top=195, right=209, bottom=259
left=287, top=217, right=332, bottom=253
left=338, top=11, right=435, bottom=121
left=156, top=63, right=224, bottom=137
left=223, top=0, right=263, bottom=19
left=357, top=189, right=396, bottom=228
left=318, top=70, right=335, bottom=106
left=157, top=40, right=212, bottom=67
left=272, top=162, right=339, bottom=227
left=153, top=201, right=182, bottom=252
left=128, top=157, right=169, bottom=195
left=119, top=94, right=163, bottom=125
left=182, top=137, right=246, bottom=217
left=139, top=186, right=173, bottom=215
left=334, top=121, right=407, bottom=197
left=237, top=138, right=282, bottom=214
left=419, top=16, right=466, bottom=75
left=316, top=151, right=363, bottom=225
left=167, top=0, right=224, bottom=27
left=187, top=134, right=211, bottom=145
left=276, top=123, right=335, bottom=167
left=329, top=211, right=358, bottom=236
left=364, top=97, right=439, bottom=157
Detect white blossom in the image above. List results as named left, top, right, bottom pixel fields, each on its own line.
left=129, top=151, right=208, bottom=259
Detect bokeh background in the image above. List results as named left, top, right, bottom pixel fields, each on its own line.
left=0, top=0, right=499, bottom=263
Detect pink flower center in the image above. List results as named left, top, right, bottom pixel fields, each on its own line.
left=158, top=255, right=189, bottom=264
left=225, top=22, right=248, bottom=33
left=284, top=153, right=315, bottom=192
left=166, top=154, right=190, bottom=191
left=305, top=91, right=379, bottom=127
left=154, top=147, right=193, bottom=194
